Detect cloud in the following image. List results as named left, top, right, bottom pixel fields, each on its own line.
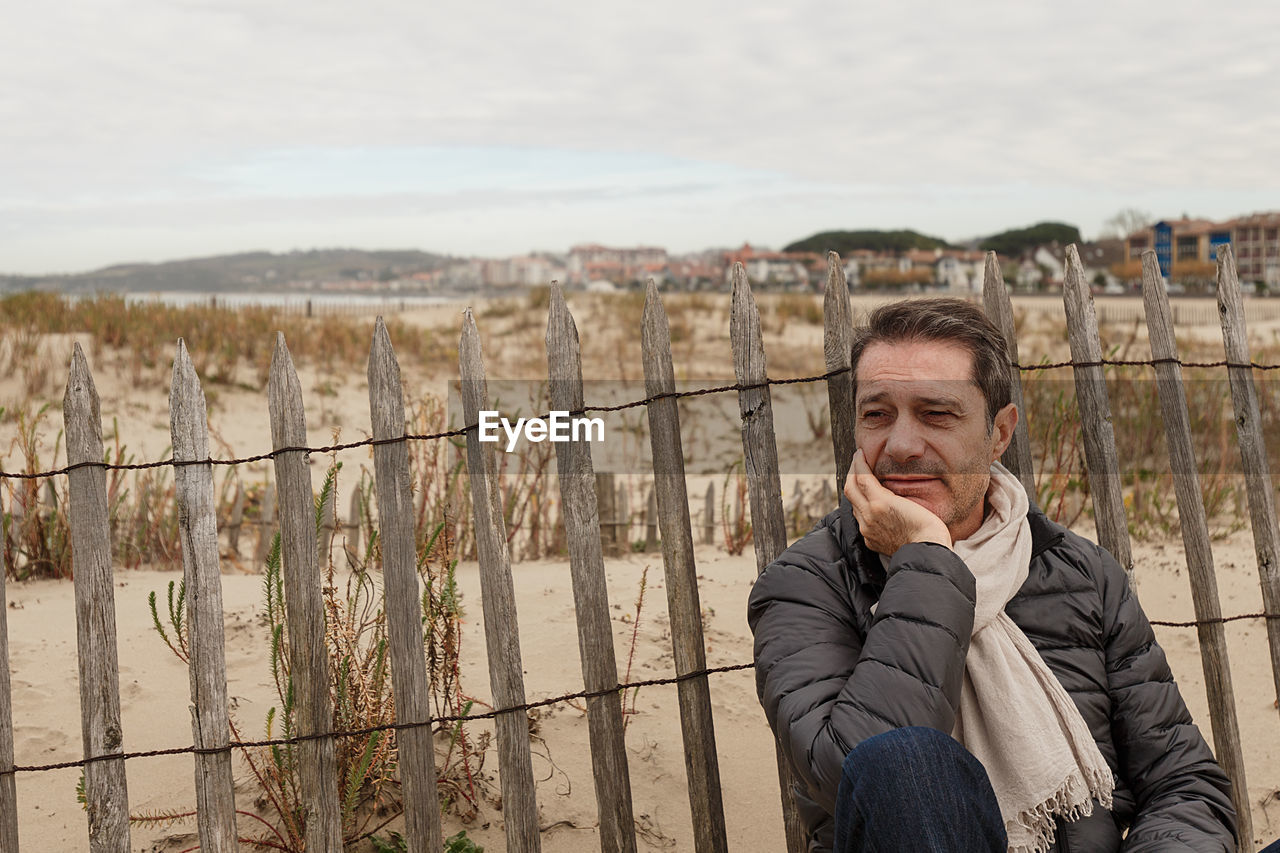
left=3, top=0, right=1279, bottom=270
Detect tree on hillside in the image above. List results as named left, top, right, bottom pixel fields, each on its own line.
left=979, top=222, right=1080, bottom=257
left=784, top=229, right=950, bottom=255
left=1099, top=208, right=1153, bottom=239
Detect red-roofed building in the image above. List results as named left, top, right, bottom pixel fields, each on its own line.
left=567, top=244, right=669, bottom=286
left=722, top=243, right=823, bottom=288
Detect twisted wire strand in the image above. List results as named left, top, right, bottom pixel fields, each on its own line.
left=4, top=605, right=1277, bottom=777
left=5, top=356, right=1280, bottom=482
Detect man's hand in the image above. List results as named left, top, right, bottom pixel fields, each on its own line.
left=844, top=448, right=952, bottom=556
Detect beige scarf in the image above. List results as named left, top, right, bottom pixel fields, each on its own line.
left=950, top=463, right=1114, bottom=853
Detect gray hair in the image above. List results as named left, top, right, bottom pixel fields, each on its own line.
left=850, top=298, right=1012, bottom=427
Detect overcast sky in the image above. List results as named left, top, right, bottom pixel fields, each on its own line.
left=4, top=1, right=1278, bottom=274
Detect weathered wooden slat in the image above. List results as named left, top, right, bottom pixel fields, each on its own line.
left=1061, top=246, right=1135, bottom=585
left=595, top=472, right=617, bottom=556
left=546, top=286, right=638, bottom=853
left=254, top=479, right=276, bottom=566
left=728, top=264, right=804, bottom=853
left=226, top=484, right=245, bottom=556
left=730, top=264, right=786, bottom=572
left=823, top=253, right=856, bottom=491
left=267, top=333, right=343, bottom=851
left=0, top=530, right=18, bottom=852
left=641, top=280, right=729, bottom=853
left=170, top=339, right=238, bottom=853
left=1215, top=245, right=1280, bottom=713
left=981, top=252, right=1036, bottom=499
left=616, top=480, right=630, bottom=550
left=63, top=342, right=131, bottom=853
left=458, top=310, right=542, bottom=852
left=1140, top=252, right=1253, bottom=846
left=368, top=318, right=444, bottom=853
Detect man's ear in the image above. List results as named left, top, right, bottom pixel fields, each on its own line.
left=991, top=403, right=1018, bottom=460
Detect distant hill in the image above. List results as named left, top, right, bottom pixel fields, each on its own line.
left=978, top=222, right=1080, bottom=257
left=783, top=229, right=952, bottom=255
left=1, top=248, right=452, bottom=294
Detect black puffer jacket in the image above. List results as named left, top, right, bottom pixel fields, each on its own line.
left=748, top=500, right=1236, bottom=852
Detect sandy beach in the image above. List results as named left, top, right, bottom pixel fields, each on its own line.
left=6, top=530, right=1280, bottom=850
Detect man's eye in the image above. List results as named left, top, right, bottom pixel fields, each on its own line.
left=925, top=411, right=954, bottom=419
left=860, top=411, right=887, bottom=421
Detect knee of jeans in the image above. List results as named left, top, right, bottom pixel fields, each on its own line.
left=842, top=726, right=957, bottom=776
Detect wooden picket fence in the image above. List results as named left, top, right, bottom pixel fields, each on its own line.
left=2, top=244, right=1280, bottom=852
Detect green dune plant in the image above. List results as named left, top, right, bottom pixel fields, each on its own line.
left=138, top=460, right=492, bottom=850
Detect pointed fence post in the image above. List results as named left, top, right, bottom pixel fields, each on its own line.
left=1061, top=246, right=1134, bottom=585
left=1215, top=245, right=1280, bottom=713
left=458, top=310, right=542, bottom=853
left=641, top=280, right=729, bottom=853
left=823, top=253, right=856, bottom=492
left=368, top=318, right=444, bottom=853
left=0, top=532, right=17, bottom=852
left=546, top=286, right=638, bottom=853
left=729, top=264, right=805, bottom=853
left=981, top=253, right=1036, bottom=499
left=64, top=342, right=131, bottom=853
left=267, top=333, right=343, bottom=851
left=170, top=339, right=238, bottom=852
left=1142, top=252, right=1253, bottom=845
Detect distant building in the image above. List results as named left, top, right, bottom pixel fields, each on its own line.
left=841, top=248, right=983, bottom=293
left=567, top=244, right=668, bottom=286
left=722, top=243, right=822, bottom=289
left=934, top=250, right=985, bottom=293
left=1122, top=216, right=1243, bottom=285
left=843, top=249, right=901, bottom=289
left=1230, top=211, right=1280, bottom=287
left=667, top=254, right=724, bottom=290
left=478, top=254, right=566, bottom=287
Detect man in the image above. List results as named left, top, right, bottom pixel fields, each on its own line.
left=748, top=298, right=1236, bottom=852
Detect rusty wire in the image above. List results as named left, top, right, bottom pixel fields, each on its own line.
left=4, top=355, right=1280, bottom=482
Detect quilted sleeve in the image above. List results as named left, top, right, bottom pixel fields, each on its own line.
left=748, top=520, right=977, bottom=815
left=1096, top=543, right=1237, bottom=852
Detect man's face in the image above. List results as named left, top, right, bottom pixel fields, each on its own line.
left=853, top=338, right=1015, bottom=542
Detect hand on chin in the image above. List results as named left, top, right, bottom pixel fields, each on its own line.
left=844, top=451, right=952, bottom=554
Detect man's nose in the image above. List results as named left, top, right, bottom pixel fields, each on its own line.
left=882, top=418, right=926, bottom=462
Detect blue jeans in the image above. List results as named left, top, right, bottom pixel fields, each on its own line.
left=835, top=726, right=1006, bottom=853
